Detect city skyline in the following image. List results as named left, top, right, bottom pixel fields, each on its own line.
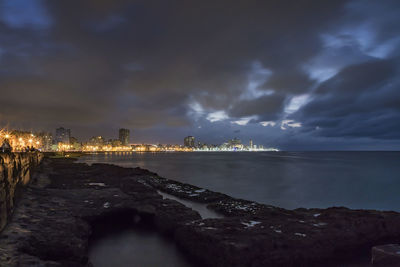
left=1, top=1, right=400, bottom=150
left=0, top=124, right=277, bottom=150
left=0, top=126, right=275, bottom=152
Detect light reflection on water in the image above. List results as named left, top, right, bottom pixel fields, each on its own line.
left=157, top=190, right=224, bottom=219
left=89, top=226, right=192, bottom=267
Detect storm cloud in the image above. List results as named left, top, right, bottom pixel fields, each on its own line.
left=0, top=0, right=399, bottom=149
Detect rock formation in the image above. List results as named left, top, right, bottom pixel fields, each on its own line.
left=1, top=156, right=400, bottom=266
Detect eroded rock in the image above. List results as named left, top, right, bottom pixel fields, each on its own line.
left=1, top=157, right=400, bottom=267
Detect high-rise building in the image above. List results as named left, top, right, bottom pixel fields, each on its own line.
left=37, top=132, right=53, bottom=151
left=55, top=127, right=71, bottom=144
left=184, top=136, right=195, bottom=147
left=249, top=139, right=253, bottom=149
left=119, top=128, right=130, bottom=146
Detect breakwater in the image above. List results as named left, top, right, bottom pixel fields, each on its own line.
left=0, top=152, right=43, bottom=231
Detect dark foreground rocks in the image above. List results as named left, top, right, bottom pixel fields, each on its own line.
left=1, top=157, right=400, bottom=266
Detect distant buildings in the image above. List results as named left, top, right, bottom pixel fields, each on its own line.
left=180, top=136, right=276, bottom=151
left=110, top=139, right=122, bottom=147
left=82, top=130, right=131, bottom=151
left=55, top=127, right=71, bottom=144
left=228, top=138, right=242, bottom=149
left=0, top=130, right=56, bottom=151
left=184, top=136, right=195, bottom=147
left=89, top=136, right=106, bottom=146
left=119, top=128, right=130, bottom=146
left=68, top=136, right=82, bottom=150
left=1, top=125, right=278, bottom=152
left=190, top=138, right=278, bottom=151
left=36, top=132, right=53, bottom=151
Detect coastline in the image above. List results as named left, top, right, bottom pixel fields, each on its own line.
left=1, top=156, right=400, bottom=266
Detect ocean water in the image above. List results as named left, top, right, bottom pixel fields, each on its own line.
left=82, top=151, right=399, bottom=267
left=79, top=151, right=400, bottom=211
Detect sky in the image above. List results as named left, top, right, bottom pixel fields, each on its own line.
left=0, top=0, right=399, bottom=150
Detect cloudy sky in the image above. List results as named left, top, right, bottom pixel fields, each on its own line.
left=0, top=0, right=399, bottom=150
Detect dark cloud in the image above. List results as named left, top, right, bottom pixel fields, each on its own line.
left=316, top=59, right=396, bottom=95
left=1, top=0, right=400, bottom=148
left=261, top=68, right=314, bottom=94
left=294, top=58, right=400, bottom=140
left=229, top=94, right=286, bottom=121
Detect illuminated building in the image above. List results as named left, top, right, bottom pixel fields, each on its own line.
left=55, top=127, right=71, bottom=144
left=36, top=132, right=53, bottom=151
left=184, top=136, right=195, bottom=147
left=69, top=137, right=82, bottom=150
left=89, top=136, right=105, bottom=146
left=119, top=128, right=130, bottom=146
left=110, top=139, right=122, bottom=147
left=228, top=138, right=242, bottom=149
left=1, top=126, right=278, bottom=152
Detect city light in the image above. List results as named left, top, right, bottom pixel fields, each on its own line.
left=0, top=127, right=279, bottom=153
left=0, top=129, right=46, bottom=152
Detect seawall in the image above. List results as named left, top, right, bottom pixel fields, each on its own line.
left=0, top=152, right=43, bottom=231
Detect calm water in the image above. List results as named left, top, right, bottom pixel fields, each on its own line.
left=89, top=226, right=191, bottom=267
left=80, top=151, right=400, bottom=211
left=83, top=151, right=399, bottom=267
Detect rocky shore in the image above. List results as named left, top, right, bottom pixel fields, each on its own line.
left=1, top=156, right=400, bottom=266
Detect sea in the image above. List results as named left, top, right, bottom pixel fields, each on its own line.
left=79, top=151, right=400, bottom=211
left=79, top=151, right=400, bottom=267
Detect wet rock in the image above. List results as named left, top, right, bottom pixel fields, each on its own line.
left=146, top=176, right=228, bottom=203
left=0, top=157, right=202, bottom=266
left=2, top=157, right=400, bottom=267
left=154, top=199, right=201, bottom=234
